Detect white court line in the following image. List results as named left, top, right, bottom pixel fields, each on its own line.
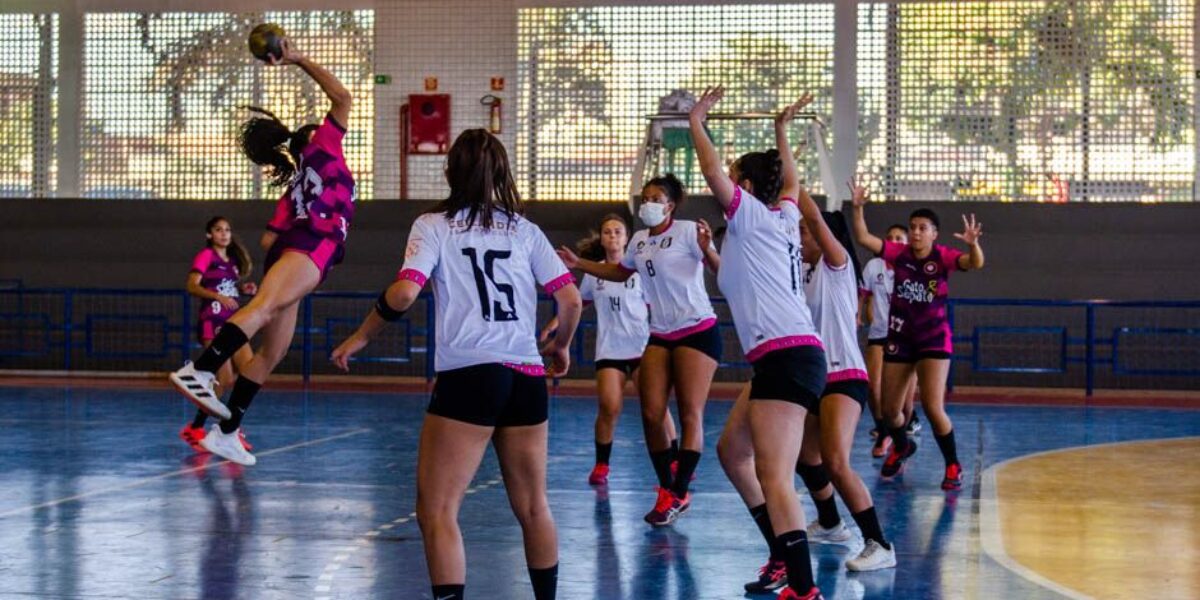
left=0, top=428, right=372, bottom=520
left=979, top=436, right=1198, bottom=600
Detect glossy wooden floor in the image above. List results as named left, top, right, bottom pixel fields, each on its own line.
left=0, top=384, right=1195, bottom=599
left=988, top=437, right=1200, bottom=600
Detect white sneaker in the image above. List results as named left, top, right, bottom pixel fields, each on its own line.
left=807, top=519, right=855, bottom=545
left=846, top=539, right=896, bottom=571
left=200, top=426, right=256, bottom=466
left=169, top=362, right=229, bottom=420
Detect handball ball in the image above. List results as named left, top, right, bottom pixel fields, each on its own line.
left=248, top=23, right=286, bottom=62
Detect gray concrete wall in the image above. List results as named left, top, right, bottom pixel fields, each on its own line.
left=2, top=198, right=1198, bottom=300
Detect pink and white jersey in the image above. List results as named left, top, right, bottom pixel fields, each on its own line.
left=619, top=219, right=716, bottom=338
left=398, top=209, right=574, bottom=373
left=266, top=114, right=356, bottom=247
left=860, top=257, right=894, bottom=340
left=716, top=188, right=821, bottom=362
left=190, top=248, right=240, bottom=322
left=804, top=257, right=868, bottom=382
left=580, top=272, right=649, bottom=361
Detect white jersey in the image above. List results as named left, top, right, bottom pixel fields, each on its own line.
left=399, top=209, right=574, bottom=372
left=580, top=272, right=649, bottom=361
left=716, top=188, right=821, bottom=362
left=861, top=257, right=894, bottom=340
left=619, top=219, right=717, bottom=338
left=804, top=257, right=868, bottom=382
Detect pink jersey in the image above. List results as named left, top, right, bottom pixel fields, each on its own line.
left=266, top=114, right=355, bottom=247
left=190, top=248, right=240, bottom=324
left=880, top=241, right=964, bottom=351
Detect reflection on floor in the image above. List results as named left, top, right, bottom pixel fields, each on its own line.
left=0, top=385, right=1195, bottom=599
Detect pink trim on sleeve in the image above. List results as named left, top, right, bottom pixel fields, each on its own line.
left=778, top=196, right=798, bottom=208
left=542, top=272, right=576, bottom=294
left=725, top=185, right=743, bottom=220
left=396, top=268, right=428, bottom=286
left=940, top=245, right=966, bottom=272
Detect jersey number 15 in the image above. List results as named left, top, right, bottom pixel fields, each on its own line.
left=462, top=248, right=518, bottom=322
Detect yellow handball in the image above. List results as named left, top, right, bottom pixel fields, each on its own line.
left=248, top=23, right=286, bottom=62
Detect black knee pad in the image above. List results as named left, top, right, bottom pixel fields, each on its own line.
left=795, top=462, right=831, bottom=492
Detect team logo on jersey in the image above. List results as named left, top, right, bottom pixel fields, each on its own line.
left=923, top=262, right=939, bottom=275
left=660, top=237, right=673, bottom=249
left=636, top=241, right=646, bottom=250
left=405, top=239, right=421, bottom=260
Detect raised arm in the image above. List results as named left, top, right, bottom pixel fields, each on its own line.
left=688, top=86, right=736, bottom=207
left=848, top=177, right=884, bottom=256
left=273, top=40, right=352, bottom=128
left=330, top=279, right=422, bottom=371
left=556, top=247, right=634, bottom=283
left=782, top=111, right=846, bottom=268
left=775, top=94, right=814, bottom=203
left=954, top=214, right=985, bottom=271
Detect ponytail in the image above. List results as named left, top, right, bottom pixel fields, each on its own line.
left=734, top=149, right=783, bottom=204
left=239, top=106, right=313, bottom=187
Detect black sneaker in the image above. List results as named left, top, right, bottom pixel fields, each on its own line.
left=743, top=558, right=787, bottom=593
left=906, top=414, right=923, bottom=436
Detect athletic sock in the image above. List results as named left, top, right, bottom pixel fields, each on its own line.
left=431, top=584, right=464, bottom=600
left=595, top=441, right=613, bottom=465
left=219, top=376, right=261, bottom=434
left=193, top=323, right=247, bottom=373
left=934, top=429, right=959, bottom=467
left=649, top=448, right=673, bottom=488
left=529, top=563, right=558, bottom=600
left=668, top=438, right=680, bottom=463
left=813, top=494, right=841, bottom=529
left=777, top=529, right=815, bottom=593
left=749, top=503, right=782, bottom=561
left=851, top=506, right=890, bottom=549
left=888, top=425, right=909, bottom=454
left=190, top=410, right=208, bottom=429
left=669, top=450, right=700, bottom=496
left=872, top=415, right=885, bottom=434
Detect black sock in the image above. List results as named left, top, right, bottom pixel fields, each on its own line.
left=851, top=506, right=890, bottom=549
left=190, top=410, right=208, bottom=429
left=649, top=449, right=673, bottom=488
left=669, top=450, right=700, bottom=496
left=529, top=563, right=558, bottom=600
left=194, top=323, right=247, bottom=373
left=872, top=415, right=885, bottom=433
left=889, top=425, right=909, bottom=454
left=595, top=441, right=613, bottom=465
left=934, top=429, right=959, bottom=466
left=750, top=504, right=782, bottom=561
left=431, top=584, right=464, bottom=600
left=813, top=494, right=840, bottom=529
left=668, top=438, right=680, bottom=463
left=219, top=376, right=261, bottom=434
left=777, top=530, right=815, bottom=592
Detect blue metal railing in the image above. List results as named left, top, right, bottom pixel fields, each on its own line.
left=0, top=288, right=1196, bottom=395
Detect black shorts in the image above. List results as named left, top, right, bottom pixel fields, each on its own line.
left=812, top=379, right=869, bottom=416
left=883, top=330, right=952, bottom=364
left=748, top=345, right=827, bottom=411
left=867, top=337, right=887, bottom=347
left=646, top=324, right=723, bottom=363
left=595, top=358, right=640, bottom=376
left=428, top=363, right=549, bottom=427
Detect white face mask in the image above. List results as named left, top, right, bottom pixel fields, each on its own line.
left=638, top=202, right=669, bottom=227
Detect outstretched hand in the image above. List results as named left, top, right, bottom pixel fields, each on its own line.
left=847, top=175, right=872, bottom=208
left=556, top=246, right=580, bottom=269
left=331, top=333, right=367, bottom=372
left=690, top=85, right=725, bottom=122
left=954, top=214, right=983, bottom=245
left=775, top=93, right=814, bottom=126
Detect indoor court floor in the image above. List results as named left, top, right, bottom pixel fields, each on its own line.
left=0, top=383, right=1195, bottom=600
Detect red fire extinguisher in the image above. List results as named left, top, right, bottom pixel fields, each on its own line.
left=481, top=95, right=502, bottom=134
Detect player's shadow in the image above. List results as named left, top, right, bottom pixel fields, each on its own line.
left=196, top=459, right=255, bottom=600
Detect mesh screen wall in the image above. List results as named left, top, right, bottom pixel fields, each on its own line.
left=0, top=13, right=58, bottom=198
left=81, top=10, right=374, bottom=200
